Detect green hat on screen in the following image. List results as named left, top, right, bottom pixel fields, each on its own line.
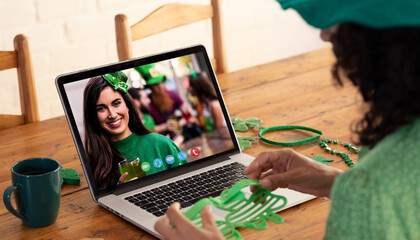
left=276, top=0, right=420, bottom=29
left=134, top=63, right=166, bottom=86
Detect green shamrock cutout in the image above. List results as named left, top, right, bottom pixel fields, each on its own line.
left=183, top=180, right=287, bottom=240
left=232, top=117, right=262, bottom=132
left=237, top=135, right=258, bottom=151
left=233, top=117, right=262, bottom=151
left=306, top=155, right=334, bottom=165
left=232, top=118, right=248, bottom=131
left=60, top=166, right=81, bottom=187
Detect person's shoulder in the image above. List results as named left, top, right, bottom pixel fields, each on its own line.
left=339, top=121, right=420, bottom=194
left=166, top=90, right=179, bottom=96
left=358, top=118, right=420, bottom=170
left=210, top=99, right=221, bottom=109
left=167, top=90, right=183, bottom=101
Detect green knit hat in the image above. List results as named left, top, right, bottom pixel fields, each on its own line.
left=276, top=0, right=420, bottom=29
left=134, top=63, right=166, bottom=86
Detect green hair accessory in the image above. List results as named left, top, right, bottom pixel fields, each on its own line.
left=183, top=179, right=287, bottom=240
left=102, top=71, right=128, bottom=93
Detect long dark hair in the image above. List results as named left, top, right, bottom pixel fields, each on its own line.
left=83, top=76, right=150, bottom=191
left=189, top=72, right=218, bottom=103
left=331, top=24, right=420, bottom=146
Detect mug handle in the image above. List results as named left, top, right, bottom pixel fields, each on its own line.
left=3, top=185, right=25, bottom=220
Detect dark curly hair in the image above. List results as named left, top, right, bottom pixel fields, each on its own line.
left=331, top=23, right=420, bottom=146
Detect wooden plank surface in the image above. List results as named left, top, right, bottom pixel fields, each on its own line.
left=0, top=47, right=362, bottom=240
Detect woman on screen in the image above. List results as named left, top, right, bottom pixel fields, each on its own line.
left=188, top=72, right=225, bottom=132
left=83, top=71, right=187, bottom=191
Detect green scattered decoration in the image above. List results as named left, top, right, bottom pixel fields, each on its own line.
left=232, top=117, right=262, bottom=132
left=233, top=117, right=262, bottom=150
left=102, top=71, right=129, bottom=93
left=237, top=135, right=258, bottom=151
left=306, top=155, right=334, bottom=165
left=232, top=117, right=357, bottom=167
left=183, top=179, right=287, bottom=240
left=60, top=166, right=81, bottom=187
left=233, top=117, right=323, bottom=150
left=319, top=139, right=359, bottom=167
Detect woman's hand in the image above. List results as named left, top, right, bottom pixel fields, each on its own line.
left=117, top=172, right=137, bottom=185
left=244, top=148, right=343, bottom=197
left=154, top=203, right=224, bottom=240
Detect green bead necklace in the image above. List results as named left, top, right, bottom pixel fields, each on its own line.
left=319, top=139, right=359, bottom=167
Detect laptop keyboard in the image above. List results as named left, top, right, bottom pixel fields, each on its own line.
left=123, top=162, right=249, bottom=217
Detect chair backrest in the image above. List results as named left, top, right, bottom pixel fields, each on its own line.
left=0, top=34, right=39, bottom=130
left=115, top=0, right=227, bottom=74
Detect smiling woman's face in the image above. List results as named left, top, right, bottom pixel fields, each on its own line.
left=96, top=86, right=131, bottom=141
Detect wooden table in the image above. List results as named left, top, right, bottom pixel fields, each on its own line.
left=0, top=47, right=361, bottom=239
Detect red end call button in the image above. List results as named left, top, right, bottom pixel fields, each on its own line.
left=191, top=147, right=200, bottom=157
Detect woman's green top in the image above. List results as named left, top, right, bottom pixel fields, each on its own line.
left=112, top=133, right=187, bottom=176
left=325, top=119, right=420, bottom=239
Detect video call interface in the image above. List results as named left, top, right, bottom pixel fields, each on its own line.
left=63, top=51, right=235, bottom=192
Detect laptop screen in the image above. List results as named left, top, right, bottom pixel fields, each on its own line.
left=56, top=46, right=239, bottom=198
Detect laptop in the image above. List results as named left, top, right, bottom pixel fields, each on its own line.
left=56, top=45, right=314, bottom=238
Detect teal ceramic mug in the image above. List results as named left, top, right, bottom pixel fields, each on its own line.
left=3, top=158, right=61, bottom=228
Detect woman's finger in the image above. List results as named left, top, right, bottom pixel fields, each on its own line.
left=154, top=216, right=175, bottom=238
left=165, top=202, right=196, bottom=233
left=201, top=206, right=218, bottom=230
left=244, top=150, right=292, bottom=179
left=118, top=172, right=128, bottom=185
left=260, top=168, right=307, bottom=190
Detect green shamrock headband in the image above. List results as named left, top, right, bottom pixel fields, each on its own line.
left=102, top=71, right=128, bottom=93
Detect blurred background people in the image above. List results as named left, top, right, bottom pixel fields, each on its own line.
left=128, top=87, right=185, bottom=146
left=128, top=87, right=155, bottom=131
left=135, top=63, right=202, bottom=142
left=188, top=72, right=225, bottom=132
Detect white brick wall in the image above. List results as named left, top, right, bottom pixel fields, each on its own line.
left=0, top=0, right=329, bottom=120
left=36, top=0, right=97, bottom=21
left=0, top=1, right=36, bottom=29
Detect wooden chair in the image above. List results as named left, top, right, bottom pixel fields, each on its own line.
left=115, top=0, right=227, bottom=74
left=0, top=34, right=39, bottom=130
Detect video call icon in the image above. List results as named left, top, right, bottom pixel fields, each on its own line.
left=141, top=162, right=151, bottom=172
left=177, top=151, right=187, bottom=161
left=165, top=155, right=175, bottom=164
left=153, top=158, right=163, bottom=168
